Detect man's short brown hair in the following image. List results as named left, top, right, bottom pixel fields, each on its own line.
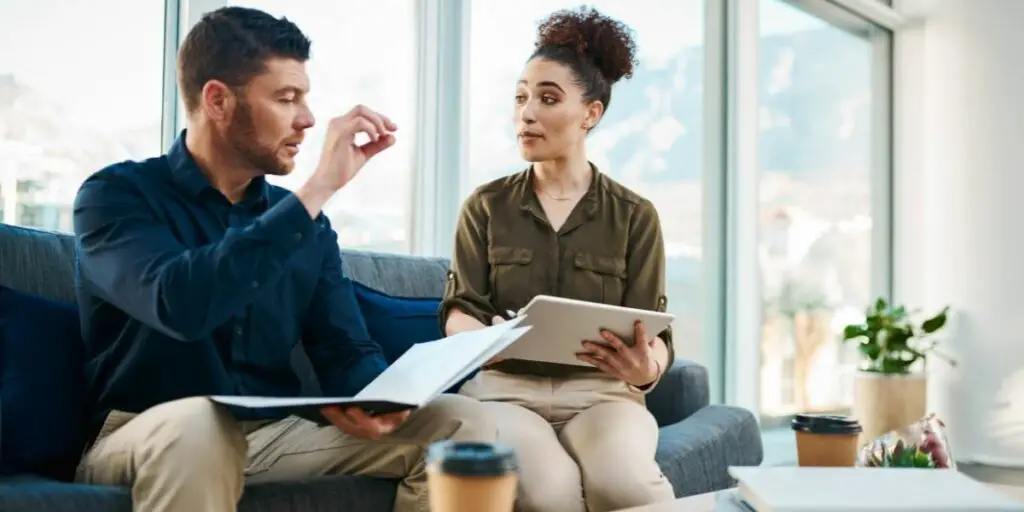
left=176, top=6, right=311, bottom=113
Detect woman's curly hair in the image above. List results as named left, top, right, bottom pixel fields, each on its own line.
left=530, top=6, right=639, bottom=120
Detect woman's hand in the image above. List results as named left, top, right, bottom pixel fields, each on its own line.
left=576, top=320, right=660, bottom=387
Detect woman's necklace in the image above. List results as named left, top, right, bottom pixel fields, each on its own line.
left=540, top=187, right=577, bottom=202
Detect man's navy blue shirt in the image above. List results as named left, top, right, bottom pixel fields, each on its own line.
left=73, top=132, right=387, bottom=438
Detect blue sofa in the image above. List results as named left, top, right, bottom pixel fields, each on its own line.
left=0, top=222, right=762, bottom=511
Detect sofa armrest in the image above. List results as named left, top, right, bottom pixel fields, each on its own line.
left=646, top=358, right=709, bottom=427
left=656, top=404, right=763, bottom=497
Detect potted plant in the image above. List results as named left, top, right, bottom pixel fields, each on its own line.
left=841, top=297, right=955, bottom=441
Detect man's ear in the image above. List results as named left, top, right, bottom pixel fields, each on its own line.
left=200, top=80, right=237, bottom=122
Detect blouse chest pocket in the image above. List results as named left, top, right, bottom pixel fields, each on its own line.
left=488, top=246, right=534, bottom=309
left=571, top=252, right=627, bottom=305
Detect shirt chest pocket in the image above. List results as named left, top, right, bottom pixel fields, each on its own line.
left=488, top=246, right=534, bottom=310
left=572, top=252, right=627, bottom=305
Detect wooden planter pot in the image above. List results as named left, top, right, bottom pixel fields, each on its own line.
left=852, top=371, right=927, bottom=443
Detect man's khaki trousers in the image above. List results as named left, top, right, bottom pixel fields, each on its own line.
left=74, top=394, right=498, bottom=512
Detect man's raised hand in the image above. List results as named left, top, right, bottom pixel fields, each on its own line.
left=313, top=105, right=397, bottom=190
left=296, top=105, right=397, bottom=217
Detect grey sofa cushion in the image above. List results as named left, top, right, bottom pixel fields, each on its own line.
left=0, top=223, right=449, bottom=306
left=339, top=250, right=449, bottom=299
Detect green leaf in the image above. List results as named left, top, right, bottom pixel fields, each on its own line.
left=885, top=326, right=912, bottom=348
left=843, top=324, right=869, bottom=340
left=866, top=313, right=884, bottom=331
left=858, top=342, right=881, bottom=361
left=875, top=297, right=888, bottom=312
left=891, top=305, right=907, bottom=321
left=880, top=356, right=916, bottom=374
left=921, top=307, right=949, bottom=334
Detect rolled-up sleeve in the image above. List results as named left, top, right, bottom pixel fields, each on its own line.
left=438, top=193, right=497, bottom=331
left=623, top=200, right=675, bottom=366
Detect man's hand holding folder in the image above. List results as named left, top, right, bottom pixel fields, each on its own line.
left=320, top=406, right=410, bottom=439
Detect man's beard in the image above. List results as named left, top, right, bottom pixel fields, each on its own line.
left=226, top=100, right=292, bottom=176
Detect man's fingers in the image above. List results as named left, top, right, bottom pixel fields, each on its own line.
left=346, top=407, right=398, bottom=435
left=378, top=111, right=398, bottom=131
left=377, top=410, right=410, bottom=429
left=358, top=133, right=395, bottom=160
left=343, top=406, right=375, bottom=423
left=333, top=407, right=392, bottom=438
left=321, top=406, right=377, bottom=438
left=320, top=406, right=347, bottom=425
left=339, top=116, right=380, bottom=142
left=346, top=105, right=394, bottom=139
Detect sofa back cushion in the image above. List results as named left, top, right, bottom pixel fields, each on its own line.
left=0, top=224, right=454, bottom=309
left=0, top=224, right=78, bottom=304
left=339, top=249, right=450, bottom=298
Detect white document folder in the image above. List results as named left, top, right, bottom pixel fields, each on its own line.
left=210, top=318, right=531, bottom=422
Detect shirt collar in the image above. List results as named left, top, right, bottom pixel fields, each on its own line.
left=516, top=162, right=602, bottom=218
left=166, top=129, right=269, bottom=208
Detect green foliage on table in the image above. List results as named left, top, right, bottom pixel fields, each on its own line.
left=864, top=439, right=937, bottom=468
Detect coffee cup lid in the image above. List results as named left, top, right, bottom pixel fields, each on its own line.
left=427, top=441, right=518, bottom=477
left=791, top=414, right=863, bottom=434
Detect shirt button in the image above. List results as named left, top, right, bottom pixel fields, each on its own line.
left=234, top=326, right=243, bottom=337
left=294, top=232, right=303, bottom=242
left=251, top=280, right=259, bottom=289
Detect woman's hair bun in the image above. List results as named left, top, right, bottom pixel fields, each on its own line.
left=535, top=6, right=638, bottom=84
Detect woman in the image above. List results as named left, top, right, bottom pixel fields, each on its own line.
left=439, top=6, right=676, bottom=512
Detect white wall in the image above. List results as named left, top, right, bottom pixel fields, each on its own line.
left=894, top=0, right=1024, bottom=467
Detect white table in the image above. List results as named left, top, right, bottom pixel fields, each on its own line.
left=616, top=482, right=1024, bottom=511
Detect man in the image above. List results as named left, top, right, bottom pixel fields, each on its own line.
left=71, top=6, right=496, bottom=512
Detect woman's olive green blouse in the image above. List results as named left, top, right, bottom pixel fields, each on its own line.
left=439, top=166, right=674, bottom=377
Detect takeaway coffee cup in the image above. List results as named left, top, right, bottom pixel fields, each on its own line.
left=791, top=414, right=863, bottom=467
left=426, top=441, right=518, bottom=512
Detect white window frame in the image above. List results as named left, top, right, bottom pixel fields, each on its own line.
left=410, top=0, right=470, bottom=257
left=724, top=0, right=902, bottom=414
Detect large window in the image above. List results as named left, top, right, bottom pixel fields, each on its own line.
left=0, top=0, right=899, bottom=439
left=466, top=1, right=706, bottom=364
left=0, top=0, right=165, bottom=232
left=755, top=0, right=888, bottom=425
left=230, top=1, right=418, bottom=254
